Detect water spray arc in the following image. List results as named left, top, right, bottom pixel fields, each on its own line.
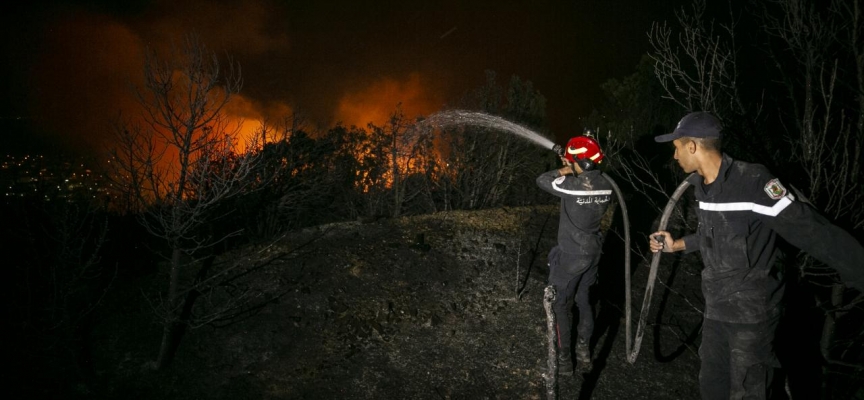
left=422, top=110, right=632, bottom=372
left=421, top=110, right=556, bottom=150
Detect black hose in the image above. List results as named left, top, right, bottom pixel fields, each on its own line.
left=600, top=174, right=632, bottom=356
left=626, top=174, right=694, bottom=364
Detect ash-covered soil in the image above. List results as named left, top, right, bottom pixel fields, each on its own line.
left=90, top=205, right=706, bottom=399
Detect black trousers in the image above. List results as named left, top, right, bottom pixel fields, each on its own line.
left=548, top=247, right=599, bottom=351
left=699, top=316, right=781, bottom=400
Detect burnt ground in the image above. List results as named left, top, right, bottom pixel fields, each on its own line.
left=76, top=204, right=721, bottom=400
left=41, top=202, right=858, bottom=400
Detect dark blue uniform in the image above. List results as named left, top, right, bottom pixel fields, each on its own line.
left=536, top=169, right=612, bottom=352
left=682, top=153, right=864, bottom=399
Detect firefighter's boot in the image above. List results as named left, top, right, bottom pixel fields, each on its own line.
left=558, top=348, right=574, bottom=376
left=575, top=338, right=591, bottom=369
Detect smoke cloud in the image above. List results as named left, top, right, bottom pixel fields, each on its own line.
left=2, top=0, right=687, bottom=157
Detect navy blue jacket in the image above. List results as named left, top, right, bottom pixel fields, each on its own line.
left=682, top=154, right=864, bottom=323
left=536, top=169, right=612, bottom=257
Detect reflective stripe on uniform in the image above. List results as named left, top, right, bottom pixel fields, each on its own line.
left=552, top=177, right=613, bottom=196
left=699, top=196, right=793, bottom=217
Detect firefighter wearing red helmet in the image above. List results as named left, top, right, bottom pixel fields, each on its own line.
left=563, top=135, right=605, bottom=167
left=536, top=133, right=612, bottom=376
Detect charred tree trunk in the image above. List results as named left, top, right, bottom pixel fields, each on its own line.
left=156, top=252, right=216, bottom=369
left=156, top=247, right=183, bottom=369
left=543, top=285, right=558, bottom=400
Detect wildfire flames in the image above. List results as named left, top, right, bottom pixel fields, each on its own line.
left=24, top=5, right=447, bottom=168
left=19, top=2, right=473, bottom=203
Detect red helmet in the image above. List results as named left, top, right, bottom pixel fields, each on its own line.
left=563, top=135, right=604, bottom=164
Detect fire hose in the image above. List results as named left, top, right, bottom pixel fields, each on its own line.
left=625, top=174, right=694, bottom=364
left=598, top=173, right=633, bottom=360
left=419, top=113, right=693, bottom=369
left=543, top=158, right=695, bottom=365
left=419, top=112, right=694, bottom=366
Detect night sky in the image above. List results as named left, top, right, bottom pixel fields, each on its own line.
left=1, top=0, right=691, bottom=157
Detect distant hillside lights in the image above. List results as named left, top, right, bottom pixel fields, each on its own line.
left=1, top=154, right=111, bottom=202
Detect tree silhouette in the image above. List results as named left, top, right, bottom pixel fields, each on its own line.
left=109, top=34, right=267, bottom=369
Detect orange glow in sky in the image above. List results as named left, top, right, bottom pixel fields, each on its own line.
left=222, top=94, right=286, bottom=151
left=21, top=8, right=456, bottom=164
left=335, top=73, right=443, bottom=128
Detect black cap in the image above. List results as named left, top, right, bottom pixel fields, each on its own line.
left=654, top=111, right=722, bottom=143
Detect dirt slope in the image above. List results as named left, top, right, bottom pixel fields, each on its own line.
left=92, top=206, right=704, bottom=399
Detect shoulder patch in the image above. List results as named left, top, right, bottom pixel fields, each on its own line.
left=763, top=178, right=787, bottom=200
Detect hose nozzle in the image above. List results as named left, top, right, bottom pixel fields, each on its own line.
left=552, top=144, right=564, bottom=157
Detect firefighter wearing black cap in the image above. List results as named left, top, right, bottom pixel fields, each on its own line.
left=649, top=111, right=864, bottom=400
left=536, top=134, right=612, bottom=376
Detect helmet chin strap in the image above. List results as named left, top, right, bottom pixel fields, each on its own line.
left=564, top=159, right=580, bottom=175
